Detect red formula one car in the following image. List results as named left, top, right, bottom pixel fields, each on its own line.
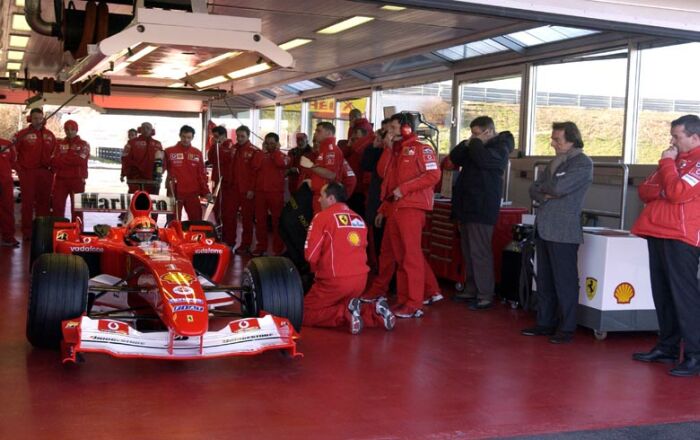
left=26, top=191, right=304, bottom=362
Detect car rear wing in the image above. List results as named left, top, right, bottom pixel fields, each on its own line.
left=74, top=192, right=175, bottom=214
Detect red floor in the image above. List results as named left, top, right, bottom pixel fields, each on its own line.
left=2, top=242, right=700, bottom=439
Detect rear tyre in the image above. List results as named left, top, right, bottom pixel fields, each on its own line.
left=242, top=257, right=304, bottom=332
left=29, top=216, right=69, bottom=271
left=181, top=220, right=217, bottom=239
left=27, top=254, right=89, bottom=348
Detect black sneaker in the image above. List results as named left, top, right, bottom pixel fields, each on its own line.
left=669, top=357, right=700, bottom=377
left=521, top=326, right=556, bottom=336
left=549, top=332, right=574, bottom=344
left=633, top=348, right=679, bottom=364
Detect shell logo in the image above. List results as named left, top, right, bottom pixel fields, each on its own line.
left=614, top=282, right=635, bottom=304
left=347, top=231, right=361, bottom=246
left=161, top=272, right=195, bottom=286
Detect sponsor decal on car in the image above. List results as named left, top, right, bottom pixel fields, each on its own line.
left=229, top=318, right=261, bottom=333
left=70, top=246, right=104, bottom=253
left=56, top=231, right=68, bottom=241
left=187, top=315, right=194, bottom=323
left=194, top=248, right=222, bottom=254
left=169, top=298, right=204, bottom=305
left=161, top=272, right=195, bottom=285
left=172, top=285, right=195, bottom=295
left=173, top=305, right=204, bottom=312
left=190, top=233, right=203, bottom=241
left=65, top=320, right=80, bottom=328
left=98, top=320, right=129, bottom=335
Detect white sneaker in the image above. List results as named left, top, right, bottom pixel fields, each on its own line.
left=423, top=293, right=444, bottom=305
left=375, top=298, right=396, bottom=331
left=347, top=298, right=363, bottom=335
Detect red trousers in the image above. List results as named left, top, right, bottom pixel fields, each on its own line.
left=254, top=191, right=284, bottom=254
left=18, top=167, right=52, bottom=237
left=385, top=208, right=436, bottom=310
left=303, top=274, right=382, bottom=328
left=52, top=177, right=85, bottom=220
left=176, top=192, right=202, bottom=222
left=364, top=214, right=439, bottom=301
left=232, top=192, right=255, bottom=248
left=214, top=185, right=239, bottom=246
left=0, top=178, right=15, bottom=240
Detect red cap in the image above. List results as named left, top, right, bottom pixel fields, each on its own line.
left=64, top=120, right=79, bottom=131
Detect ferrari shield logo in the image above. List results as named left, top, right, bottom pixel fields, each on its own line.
left=337, top=214, right=349, bottom=226
left=56, top=231, right=68, bottom=241
left=585, top=277, right=598, bottom=301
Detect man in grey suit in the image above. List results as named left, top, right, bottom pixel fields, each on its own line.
left=521, top=121, right=593, bottom=344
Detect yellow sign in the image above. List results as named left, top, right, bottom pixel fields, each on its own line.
left=308, top=97, right=368, bottom=119
left=614, top=282, right=635, bottom=304
left=161, top=272, right=195, bottom=286
left=585, top=277, right=598, bottom=301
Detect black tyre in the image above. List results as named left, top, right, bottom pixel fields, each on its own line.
left=242, top=257, right=304, bottom=332
left=29, top=216, right=69, bottom=271
left=27, top=254, right=89, bottom=348
left=181, top=220, right=217, bottom=239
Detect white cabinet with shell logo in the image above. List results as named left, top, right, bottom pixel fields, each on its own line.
left=576, top=228, right=658, bottom=340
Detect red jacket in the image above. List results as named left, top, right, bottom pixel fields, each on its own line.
left=0, top=139, right=15, bottom=181
left=347, top=117, right=373, bottom=140
left=164, top=143, right=210, bottom=197
left=207, top=138, right=236, bottom=188
left=121, top=135, right=163, bottom=180
left=346, top=133, right=374, bottom=195
left=51, top=136, right=89, bottom=179
left=256, top=149, right=290, bottom=193
left=12, top=125, right=56, bottom=169
left=309, top=137, right=344, bottom=195
left=304, top=202, right=369, bottom=280
left=341, top=159, right=357, bottom=196
left=631, top=148, right=700, bottom=247
left=233, top=141, right=262, bottom=193
left=377, top=134, right=441, bottom=211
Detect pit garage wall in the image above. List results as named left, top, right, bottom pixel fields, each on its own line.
left=508, top=157, right=655, bottom=231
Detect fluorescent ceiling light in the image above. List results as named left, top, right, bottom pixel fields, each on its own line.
left=112, top=62, right=131, bottom=73
left=228, top=62, right=270, bottom=79
left=196, top=75, right=228, bottom=88
left=126, top=45, right=158, bottom=63
left=168, top=82, right=185, bottom=88
left=380, top=5, right=406, bottom=11
left=12, top=14, right=31, bottom=31
left=316, top=16, right=374, bottom=35
left=198, top=51, right=241, bottom=68
left=7, top=50, right=24, bottom=61
left=9, top=35, right=29, bottom=48
left=7, top=62, right=22, bottom=70
left=15, top=0, right=25, bottom=6
left=279, top=38, right=312, bottom=51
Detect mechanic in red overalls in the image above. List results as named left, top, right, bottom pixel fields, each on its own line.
left=287, top=133, right=315, bottom=194
left=300, top=122, right=344, bottom=214
left=0, top=138, right=18, bottom=247
left=341, top=158, right=357, bottom=197
left=120, top=122, right=163, bottom=195
left=303, top=182, right=395, bottom=334
left=164, top=125, right=212, bottom=222
left=208, top=125, right=238, bottom=246
left=12, top=107, right=56, bottom=239
left=253, top=132, right=290, bottom=256
left=376, top=113, right=441, bottom=318
left=231, top=125, right=262, bottom=255
left=51, top=120, right=89, bottom=220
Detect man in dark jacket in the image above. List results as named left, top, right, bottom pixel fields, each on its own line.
left=450, top=116, right=514, bottom=310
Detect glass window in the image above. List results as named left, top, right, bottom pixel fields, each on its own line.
left=381, top=80, right=453, bottom=154
left=635, top=43, right=700, bottom=164
left=210, top=109, right=251, bottom=140
left=459, top=76, right=521, bottom=149
left=280, top=103, right=302, bottom=149
left=506, top=26, right=597, bottom=48
left=308, top=98, right=335, bottom=135
left=336, top=97, right=369, bottom=140
left=436, top=39, right=508, bottom=61
left=532, top=56, right=627, bottom=156
left=256, top=106, right=276, bottom=146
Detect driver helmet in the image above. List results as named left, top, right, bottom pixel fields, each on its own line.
left=126, top=216, right=158, bottom=244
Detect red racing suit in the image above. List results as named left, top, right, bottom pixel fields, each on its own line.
left=254, top=149, right=290, bottom=254
left=303, top=202, right=380, bottom=328
left=632, top=147, right=700, bottom=246
left=208, top=138, right=237, bottom=245
left=12, top=125, right=56, bottom=237
left=346, top=132, right=374, bottom=196
left=376, top=134, right=441, bottom=310
left=232, top=141, right=263, bottom=249
left=164, top=143, right=210, bottom=222
left=51, top=136, right=89, bottom=219
left=0, top=139, right=16, bottom=241
left=341, top=159, right=357, bottom=197
left=121, top=135, right=163, bottom=194
left=309, top=137, right=344, bottom=213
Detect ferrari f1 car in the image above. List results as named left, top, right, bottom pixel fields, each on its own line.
left=26, top=191, right=304, bottom=362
